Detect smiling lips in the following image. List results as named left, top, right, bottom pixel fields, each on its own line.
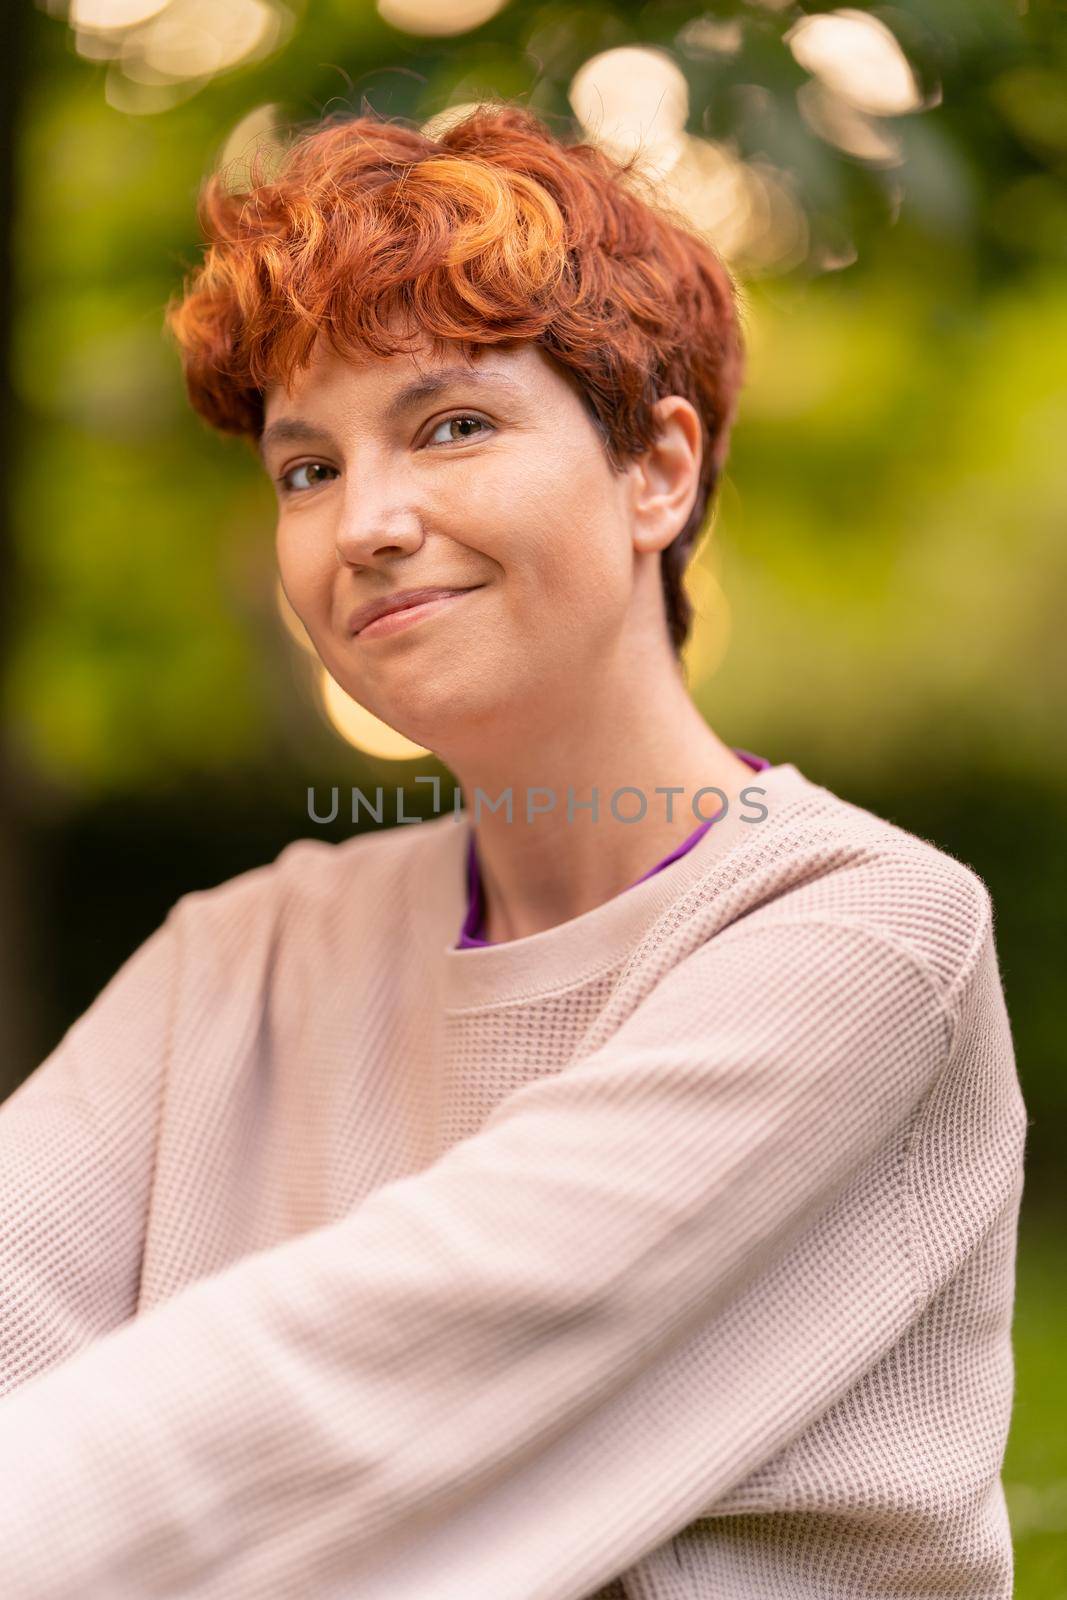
left=348, top=585, right=482, bottom=639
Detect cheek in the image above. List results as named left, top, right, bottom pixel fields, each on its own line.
left=465, top=439, right=629, bottom=579
left=274, top=520, right=300, bottom=581
left=275, top=521, right=331, bottom=614
left=530, top=455, right=633, bottom=615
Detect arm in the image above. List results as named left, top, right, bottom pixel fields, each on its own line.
left=1, top=911, right=178, bottom=1398
left=0, top=912, right=959, bottom=1600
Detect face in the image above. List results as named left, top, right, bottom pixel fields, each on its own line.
left=261, top=334, right=662, bottom=752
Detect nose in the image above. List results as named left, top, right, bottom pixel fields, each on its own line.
left=333, top=473, right=425, bottom=567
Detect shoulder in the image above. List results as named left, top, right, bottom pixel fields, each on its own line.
left=720, top=767, right=995, bottom=1007
left=163, top=809, right=464, bottom=960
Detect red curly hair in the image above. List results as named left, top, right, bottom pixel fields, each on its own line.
left=164, top=103, right=745, bottom=655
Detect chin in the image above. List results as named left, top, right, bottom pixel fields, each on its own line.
left=389, top=676, right=513, bottom=749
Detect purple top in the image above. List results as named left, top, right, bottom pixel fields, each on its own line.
left=457, top=746, right=772, bottom=949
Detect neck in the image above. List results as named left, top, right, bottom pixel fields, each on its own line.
left=441, top=662, right=762, bottom=945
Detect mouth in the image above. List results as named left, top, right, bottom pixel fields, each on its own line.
left=354, top=586, right=484, bottom=641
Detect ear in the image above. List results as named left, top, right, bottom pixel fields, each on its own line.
left=627, top=396, right=703, bottom=556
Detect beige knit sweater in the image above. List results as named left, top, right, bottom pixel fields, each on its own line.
left=0, top=760, right=1027, bottom=1598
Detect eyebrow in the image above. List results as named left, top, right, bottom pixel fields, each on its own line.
left=258, top=365, right=522, bottom=460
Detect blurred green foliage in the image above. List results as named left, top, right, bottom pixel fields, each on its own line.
left=1005, top=1212, right=1067, bottom=1590
left=11, top=0, right=1067, bottom=795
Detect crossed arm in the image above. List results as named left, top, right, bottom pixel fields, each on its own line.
left=1, top=912, right=178, bottom=1398
left=0, top=910, right=955, bottom=1600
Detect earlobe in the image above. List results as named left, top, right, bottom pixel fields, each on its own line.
left=632, top=522, right=689, bottom=556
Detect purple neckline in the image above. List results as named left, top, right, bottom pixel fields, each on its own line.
left=456, top=746, right=772, bottom=950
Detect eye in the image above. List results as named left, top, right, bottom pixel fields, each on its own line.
left=279, top=462, right=338, bottom=494
left=426, top=414, right=494, bottom=446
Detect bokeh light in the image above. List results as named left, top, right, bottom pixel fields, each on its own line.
left=569, top=46, right=689, bottom=179
left=70, top=0, right=170, bottom=26
left=319, top=669, right=429, bottom=761
left=796, top=80, right=903, bottom=167
left=120, top=0, right=283, bottom=83
left=568, top=45, right=807, bottom=274
left=785, top=9, right=923, bottom=117
left=63, top=0, right=296, bottom=113
left=277, top=585, right=429, bottom=760
left=665, top=137, right=809, bottom=273
left=377, top=0, right=509, bottom=39
left=420, top=101, right=487, bottom=139
left=217, top=102, right=289, bottom=190
left=274, top=578, right=318, bottom=657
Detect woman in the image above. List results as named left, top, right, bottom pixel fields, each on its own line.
left=0, top=105, right=1026, bottom=1598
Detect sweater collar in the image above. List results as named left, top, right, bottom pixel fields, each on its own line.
left=415, top=760, right=818, bottom=1012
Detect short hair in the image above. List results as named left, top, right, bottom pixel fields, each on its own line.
left=165, top=103, right=745, bottom=655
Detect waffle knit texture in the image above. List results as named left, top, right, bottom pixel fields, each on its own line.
left=0, top=759, right=1027, bottom=1599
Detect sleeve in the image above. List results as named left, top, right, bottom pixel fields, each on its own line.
left=0, top=913, right=958, bottom=1600
left=0, top=909, right=179, bottom=1399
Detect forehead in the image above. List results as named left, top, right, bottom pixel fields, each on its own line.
left=262, top=334, right=554, bottom=421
